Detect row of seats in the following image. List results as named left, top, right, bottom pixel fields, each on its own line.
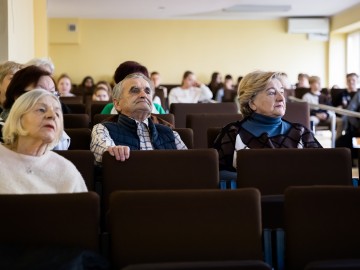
left=3, top=186, right=360, bottom=269
left=56, top=148, right=353, bottom=196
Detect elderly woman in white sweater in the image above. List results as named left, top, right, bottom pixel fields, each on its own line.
left=0, top=89, right=87, bottom=193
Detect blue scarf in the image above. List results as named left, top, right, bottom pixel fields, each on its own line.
left=242, top=113, right=291, bottom=137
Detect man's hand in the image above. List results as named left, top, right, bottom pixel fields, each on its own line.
left=107, top=145, right=130, bottom=161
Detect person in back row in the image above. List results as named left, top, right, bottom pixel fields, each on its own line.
left=0, top=61, right=22, bottom=114
left=213, top=70, right=322, bottom=180
left=0, top=89, right=87, bottom=193
left=91, top=73, right=187, bottom=163
left=168, top=71, right=213, bottom=105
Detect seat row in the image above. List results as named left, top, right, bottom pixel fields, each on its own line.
left=2, top=186, right=360, bottom=269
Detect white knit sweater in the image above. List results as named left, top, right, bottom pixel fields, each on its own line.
left=0, top=144, right=88, bottom=194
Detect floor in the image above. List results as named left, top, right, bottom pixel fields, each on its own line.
left=315, top=130, right=359, bottom=179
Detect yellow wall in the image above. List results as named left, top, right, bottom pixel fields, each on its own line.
left=33, top=0, right=48, bottom=57
left=49, top=19, right=328, bottom=86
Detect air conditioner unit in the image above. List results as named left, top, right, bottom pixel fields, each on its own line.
left=287, top=18, right=329, bottom=34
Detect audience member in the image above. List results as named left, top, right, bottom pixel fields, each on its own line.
left=150, top=71, right=168, bottom=110
left=302, top=76, right=335, bottom=128
left=0, top=66, right=70, bottom=149
left=150, top=71, right=168, bottom=98
left=95, top=80, right=112, bottom=98
left=57, top=73, right=75, bottom=97
left=295, top=73, right=310, bottom=88
left=336, top=73, right=360, bottom=160
left=215, top=74, right=235, bottom=102
left=168, top=71, right=213, bottom=105
left=213, top=70, right=321, bottom=180
left=101, top=61, right=165, bottom=114
left=207, top=72, right=223, bottom=98
left=332, top=73, right=359, bottom=109
left=24, top=57, right=55, bottom=74
left=0, top=89, right=87, bottom=193
left=91, top=73, right=187, bottom=163
left=92, top=85, right=110, bottom=102
left=0, top=61, right=22, bottom=113
left=78, top=76, right=95, bottom=95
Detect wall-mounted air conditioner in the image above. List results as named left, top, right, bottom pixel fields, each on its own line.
left=287, top=18, right=329, bottom=34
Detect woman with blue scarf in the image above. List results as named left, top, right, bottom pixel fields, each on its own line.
left=214, top=70, right=322, bottom=177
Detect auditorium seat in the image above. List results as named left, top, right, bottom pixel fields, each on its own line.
left=60, top=96, right=84, bottom=104
left=65, top=103, right=86, bottom=114
left=285, top=186, right=360, bottom=270
left=63, top=114, right=90, bottom=128
left=55, top=150, right=95, bottom=191
left=186, top=113, right=242, bottom=148
left=0, top=192, right=100, bottom=250
left=283, top=101, right=310, bottom=129
left=174, top=128, right=193, bottom=149
left=170, top=103, right=239, bottom=128
left=65, top=128, right=91, bottom=150
left=108, top=189, right=270, bottom=269
left=101, top=149, right=219, bottom=212
left=236, top=148, right=352, bottom=195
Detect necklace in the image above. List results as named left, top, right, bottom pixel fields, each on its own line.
left=6, top=145, right=41, bottom=174
left=16, top=152, right=36, bottom=175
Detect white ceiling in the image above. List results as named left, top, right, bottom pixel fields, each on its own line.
left=47, top=0, right=360, bottom=20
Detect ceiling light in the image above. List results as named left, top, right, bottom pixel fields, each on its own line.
left=223, top=5, right=292, bottom=13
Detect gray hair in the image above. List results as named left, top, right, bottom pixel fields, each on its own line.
left=238, top=70, right=286, bottom=117
left=2, top=89, right=63, bottom=150
left=24, top=57, right=55, bottom=74
left=112, top=72, right=153, bottom=100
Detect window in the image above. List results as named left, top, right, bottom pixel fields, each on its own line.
left=347, top=31, right=360, bottom=75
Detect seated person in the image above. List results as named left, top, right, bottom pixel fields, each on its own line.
left=101, top=61, right=165, bottom=114
left=57, top=73, right=75, bottom=97
left=295, top=73, right=310, bottom=88
left=0, top=89, right=87, bottom=193
left=213, top=70, right=322, bottom=179
left=336, top=73, right=360, bottom=159
left=92, top=85, right=110, bottom=102
left=91, top=73, right=187, bottom=163
left=169, top=71, right=213, bottom=105
left=0, top=61, right=22, bottom=115
left=302, top=76, right=335, bottom=130
left=215, top=74, right=235, bottom=102
left=0, top=66, right=70, bottom=149
left=332, top=73, right=359, bottom=109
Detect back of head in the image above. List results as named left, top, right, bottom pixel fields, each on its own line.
left=3, top=66, right=51, bottom=110
left=238, top=70, right=284, bottom=117
left=24, top=57, right=55, bottom=74
left=309, top=76, right=320, bottom=85
left=113, top=61, right=149, bottom=84
left=0, top=61, right=23, bottom=84
left=2, top=89, right=63, bottom=149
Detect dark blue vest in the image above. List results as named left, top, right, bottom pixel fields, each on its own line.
left=103, top=114, right=177, bottom=150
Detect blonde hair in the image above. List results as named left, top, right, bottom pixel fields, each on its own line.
left=2, top=89, right=63, bottom=150
left=238, top=70, right=285, bottom=117
left=309, top=76, right=321, bottom=85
